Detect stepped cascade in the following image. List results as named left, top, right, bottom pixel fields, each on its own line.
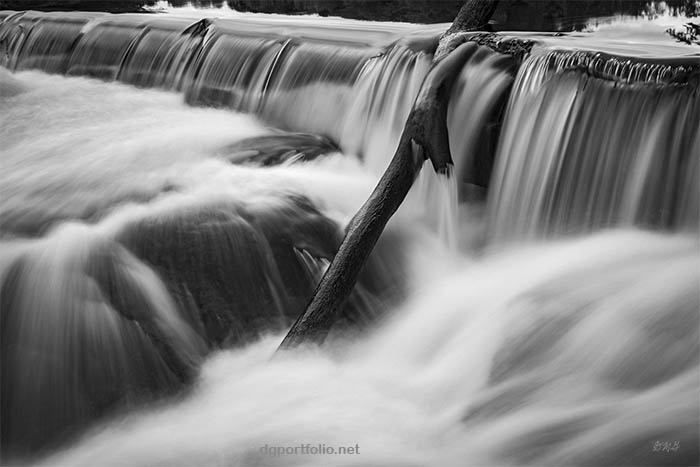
left=0, top=5, right=698, bottom=466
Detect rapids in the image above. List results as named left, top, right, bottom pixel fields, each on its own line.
left=0, top=4, right=698, bottom=466
left=38, top=231, right=700, bottom=467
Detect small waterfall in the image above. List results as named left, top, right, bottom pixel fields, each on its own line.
left=258, top=41, right=375, bottom=139
left=487, top=48, right=700, bottom=243
left=0, top=11, right=416, bottom=149
left=396, top=44, right=516, bottom=249
left=185, top=34, right=283, bottom=112
left=68, top=21, right=148, bottom=80
left=340, top=43, right=432, bottom=171
left=1, top=7, right=698, bottom=466
left=0, top=11, right=516, bottom=243
left=447, top=45, right=515, bottom=195
left=9, top=13, right=88, bottom=73
left=118, top=18, right=208, bottom=89
left=0, top=11, right=515, bottom=183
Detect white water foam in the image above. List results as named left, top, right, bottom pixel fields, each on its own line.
left=1, top=15, right=698, bottom=465
left=37, top=230, right=699, bottom=467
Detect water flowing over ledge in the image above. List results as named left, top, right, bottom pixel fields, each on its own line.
left=1, top=7, right=698, bottom=466
left=487, top=46, right=700, bottom=243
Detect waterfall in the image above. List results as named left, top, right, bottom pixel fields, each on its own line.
left=487, top=47, right=700, bottom=243
left=339, top=44, right=432, bottom=171
left=0, top=64, right=407, bottom=460
left=1, top=6, right=698, bottom=466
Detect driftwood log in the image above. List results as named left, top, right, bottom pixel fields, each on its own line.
left=278, top=1, right=499, bottom=350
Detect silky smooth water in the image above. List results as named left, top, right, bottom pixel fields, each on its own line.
left=39, top=231, right=700, bottom=467
left=0, top=6, right=698, bottom=466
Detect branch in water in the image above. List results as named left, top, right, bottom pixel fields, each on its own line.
left=278, top=0, right=499, bottom=350
left=278, top=42, right=478, bottom=350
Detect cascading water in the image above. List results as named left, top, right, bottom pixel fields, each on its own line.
left=487, top=47, right=700, bottom=243
left=0, top=5, right=698, bottom=466
left=340, top=43, right=432, bottom=171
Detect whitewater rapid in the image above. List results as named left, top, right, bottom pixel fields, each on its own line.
left=1, top=5, right=699, bottom=465
left=38, top=230, right=699, bottom=467
left=2, top=63, right=698, bottom=467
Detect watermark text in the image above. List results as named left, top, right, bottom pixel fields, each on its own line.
left=260, top=443, right=360, bottom=457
